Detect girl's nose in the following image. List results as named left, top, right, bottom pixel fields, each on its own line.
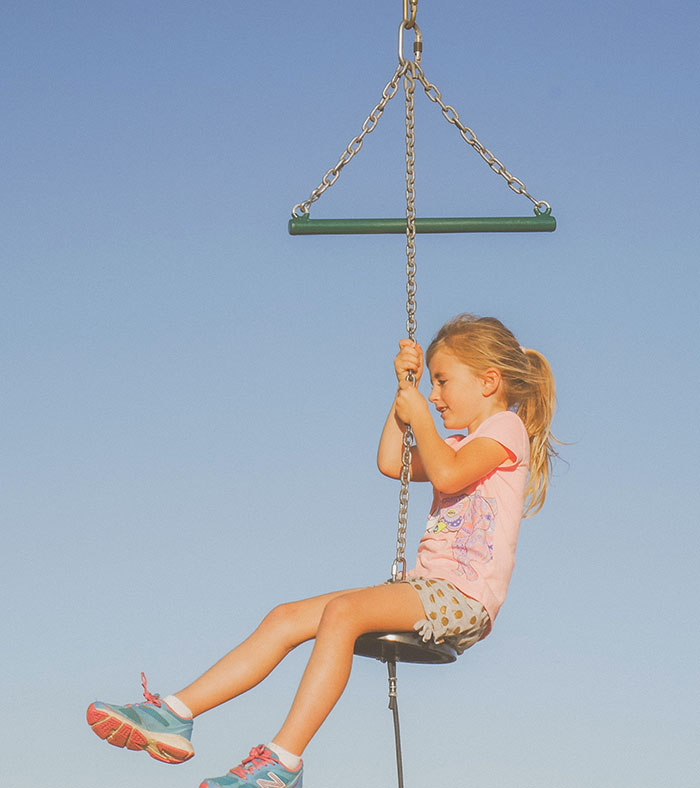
left=429, top=386, right=439, bottom=403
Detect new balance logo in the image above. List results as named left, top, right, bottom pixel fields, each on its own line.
left=256, top=774, right=286, bottom=788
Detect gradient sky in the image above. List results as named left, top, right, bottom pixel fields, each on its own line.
left=2, top=2, right=699, bottom=787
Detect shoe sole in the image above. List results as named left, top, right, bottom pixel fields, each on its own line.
left=86, top=703, right=194, bottom=764
left=199, top=768, right=304, bottom=788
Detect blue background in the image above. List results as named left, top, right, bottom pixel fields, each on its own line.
left=2, top=1, right=698, bottom=786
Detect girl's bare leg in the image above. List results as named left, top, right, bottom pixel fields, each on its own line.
left=176, top=589, right=358, bottom=717
left=271, top=583, right=424, bottom=755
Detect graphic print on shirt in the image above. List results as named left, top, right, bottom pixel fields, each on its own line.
left=427, top=491, right=497, bottom=581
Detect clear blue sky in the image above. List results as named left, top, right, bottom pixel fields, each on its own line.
left=2, top=2, right=699, bottom=787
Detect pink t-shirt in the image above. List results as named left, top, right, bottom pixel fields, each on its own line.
left=408, top=410, right=530, bottom=632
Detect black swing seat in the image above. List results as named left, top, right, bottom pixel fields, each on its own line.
left=354, top=631, right=457, bottom=664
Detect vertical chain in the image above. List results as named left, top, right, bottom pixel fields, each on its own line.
left=404, top=60, right=418, bottom=343
left=391, top=56, right=418, bottom=584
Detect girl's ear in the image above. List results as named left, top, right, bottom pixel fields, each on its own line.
left=481, top=368, right=502, bottom=397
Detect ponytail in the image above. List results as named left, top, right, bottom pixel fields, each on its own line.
left=517, top=348, right=557, bottom=516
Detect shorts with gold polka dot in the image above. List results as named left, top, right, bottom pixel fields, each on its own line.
left=399, top=576, right=490, bottom=654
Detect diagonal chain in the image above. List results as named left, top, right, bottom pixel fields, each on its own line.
left=414, top=65, right=550, bottom=213
left=291, top=63, right=409, bottom=219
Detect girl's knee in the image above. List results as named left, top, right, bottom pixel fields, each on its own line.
left=259, top=599, right=323, bottom=646
left=260, top=602, right=304, bottom=640
left=318, top=594, right=362, bottom=634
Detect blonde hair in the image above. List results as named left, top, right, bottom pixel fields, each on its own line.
left=426, top=314, right=557, bottom=516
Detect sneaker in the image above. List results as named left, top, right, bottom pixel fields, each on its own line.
left=199, top=745, right=303, bottom=788
left=86, top=673, right=194, bottom=764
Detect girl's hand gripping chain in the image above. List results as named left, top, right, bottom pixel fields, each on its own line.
left=393, top=340, right=430, bottom=426
left=393, top=339, right=424, bottom=386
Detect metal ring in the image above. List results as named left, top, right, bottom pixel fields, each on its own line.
left=398, top=21, right=421, bottom=65
left=534, top=201, right=552, bottom=215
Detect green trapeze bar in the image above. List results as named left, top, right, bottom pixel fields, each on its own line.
left=288, top=214, right=556, bottom=235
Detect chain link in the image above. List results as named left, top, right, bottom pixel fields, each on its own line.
left=291, top=63, right=409, bottom=219
left=415, top=66, right=550, bottom=213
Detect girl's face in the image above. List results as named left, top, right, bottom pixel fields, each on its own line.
left=428, top=347, right=499, bottom=432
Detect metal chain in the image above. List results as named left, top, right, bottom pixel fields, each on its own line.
left=391, top=55, right=418, bottom=584
left=415, top=65, right=551, bottom=214
left=291, top=63, right=409, bottom=219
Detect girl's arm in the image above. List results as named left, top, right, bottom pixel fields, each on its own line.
left=413, top=410, right=509, bottom=494
left=376, top=399, right=429, bottom=481
left=394, top=387, right=510, bottom=494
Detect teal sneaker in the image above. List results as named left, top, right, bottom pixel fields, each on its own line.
left=86, top=673, right=194, bottom=764
left=200, top=745, right=303, bottom=788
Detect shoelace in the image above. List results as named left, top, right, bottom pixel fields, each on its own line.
left=230, top=745, right=276, bottom=777
left=139, top=672, right=162, bottom=706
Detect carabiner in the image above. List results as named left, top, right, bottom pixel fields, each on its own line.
left=402, top=0, right=417, bottom=29
left=398, top=21, right=422, bottom=65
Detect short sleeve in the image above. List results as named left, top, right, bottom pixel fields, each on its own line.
left=473, top=411, right=529, bottom=467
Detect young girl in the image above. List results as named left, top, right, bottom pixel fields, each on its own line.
left=87, top=313, right=556, bottom=788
